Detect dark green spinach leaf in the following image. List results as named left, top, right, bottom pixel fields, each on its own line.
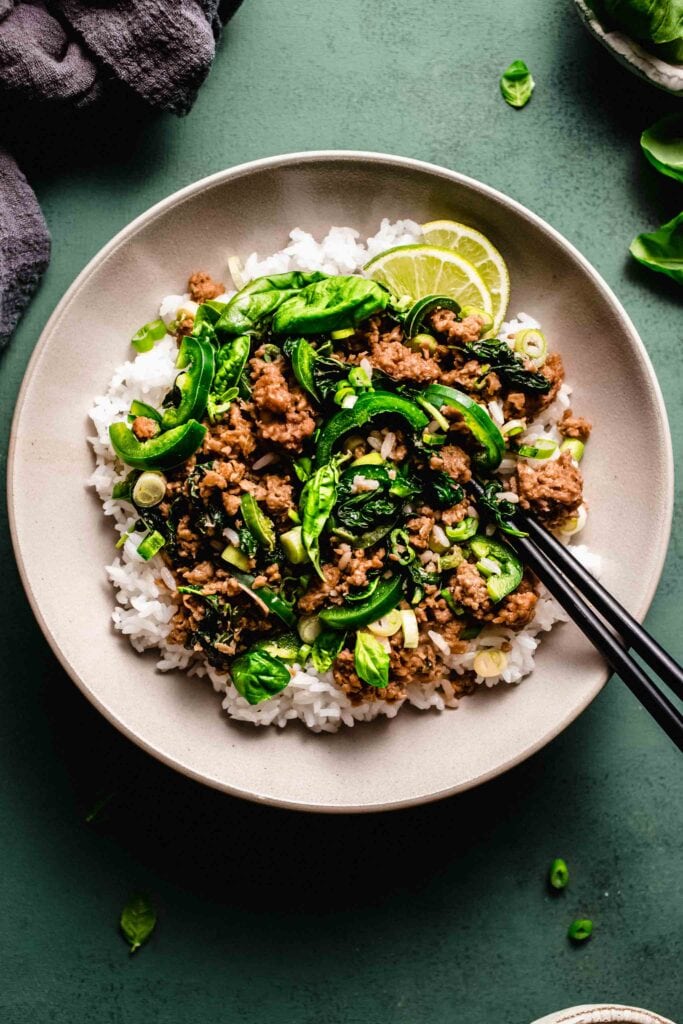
left=466, top=338, right=552, bottom=393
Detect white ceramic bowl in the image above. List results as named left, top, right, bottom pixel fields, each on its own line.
left=8, top=151, right=674, bottom=811
left=573, top=0, right=683, bottom=95
left=532, top=1004, right=678, bottom=1024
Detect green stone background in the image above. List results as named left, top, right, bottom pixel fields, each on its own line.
left=1, top=1, right=681, bottom=1021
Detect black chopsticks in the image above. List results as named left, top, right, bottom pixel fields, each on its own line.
left=468, top=479, right=683, bottom=751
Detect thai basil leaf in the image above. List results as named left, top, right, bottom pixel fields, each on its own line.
left=215, top=271, right=328, bottom=336
left=630, top=210, right=683, bottom=284
left=120, top=894, right=156, bottom=954
left=272, top=276, right=391, bottom=335
left=428, top=471, right=464, bottom=509
left=194, top=299, right=228, bottom=328
left=465, top=338, right=552, bottom=393
left=292, top=456, right=313, bottom=483
left=238, top=525, right=258, bottom=558
left=630, top=212, right=683, bottom=284
left=478, top=480, right=528, bottom=539
left=311, top=629, right=347, bottom=673
left=177, top=585, right=235, bottom=668
left=641, top=113, right=683, bottom=183
left=207, top=334, right=251, bottom=421
left=131, top=318, right=166, bottom=353
left=300, top=455, right=345, bottom=579
left=354, top=631, right=390, bottom=688
left=500, top=60, right=535, bottom=109
left=230, top=648, right=291, bottom=705
left=600, top=0, right=683, bottom=48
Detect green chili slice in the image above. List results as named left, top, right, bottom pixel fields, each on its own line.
left=109, top=419, right=207, bottom=470
left=314, top=391, right=429, bottom=467
left=404, top=294, right=461, bottom=338
left=161, top=331, right=215, bottom=430
left=423, top=383, right=505, bottom=470
left=468, top=534, right=523, bottom=603
left=319, top=575, right=403, bottom=631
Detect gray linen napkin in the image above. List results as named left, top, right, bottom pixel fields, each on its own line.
left=0, top=0, right=242, bottom=348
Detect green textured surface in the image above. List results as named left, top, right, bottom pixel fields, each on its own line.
left=1, top=1, right=682, bottom=1022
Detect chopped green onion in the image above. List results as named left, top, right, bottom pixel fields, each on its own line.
left=429, top=524, right=451, bottom=554
left=417, top=396, right=450, bottom=432
left=445, top=517, right=478, bottom=542
left=367, top=609, right=402, bottom=637
left=341, top=394, right=358, bottom=409
left=351, top=451, right=384, bottom=467
left=298, top=613, right=322, bottom=645
left=560, top=438, right=585, bottom=462
left=473, top=648, right=508, bottom=678
left=549, top=858, right=570, bottom=890
left=459, top=305, right=494, bottom=334
left=348, top=366, right=372, bottom=389
left=502, top=418, right=526, bottom=438
left=331, top=327, right=355, bottom=340
left=518, top=438, right=557, bottom=460
left=422, top=432, right=447, bottom=447
left=137, top=530, right=165, bottom=560
left=227, top=254, right=246, bottom=290
left=131, top=318, right=167, bottom=353
left=115, top=529, right=132, bottom=550
left=440, top=547, right=463, bottom=571
left=132, top=471, right=166, bottom=508
left=287, top=508, right=301, bottom=524
left=408, top=332, right=437, bottom=353
left=280, top=525, right=309, bottom=565
left=557, top=504, right=587, bottom=538
left=567, top=918, right=593, bottom=943
left=334, top=385, right=356, bottom=406
left=514, top=328, right=547, bottom=365
left=441, top=589, right=464, bottom=615
left=221, top=544, right=250, bottom=571
left=476, top=556, right=502, bottom=577
left=400, top=609, right=419, bottom=649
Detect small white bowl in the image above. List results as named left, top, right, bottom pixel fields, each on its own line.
left=573, top=0, right=683, bottom=95
left=531, top=1004, right=678, bottom=1024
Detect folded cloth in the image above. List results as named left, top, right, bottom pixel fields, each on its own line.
left=0, top=0, right=242, bottom=347
left=0, top=147, right=51, bottom=349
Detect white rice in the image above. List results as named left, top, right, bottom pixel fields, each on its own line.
left=88, top=221, right=600, bottom=733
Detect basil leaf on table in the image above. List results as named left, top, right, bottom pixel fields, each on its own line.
left=630, top=212, right=683, bottom=284
left=120, top=894, right=157, bottom=954
left=500, top=60, right=535, bottom=109
left=354, top=631, right=390, bottom=688
left=641, top=114, right=683, bottom=184
left=300, top=455, right=345, bottom=578
left=230, top=648, right=291, bottom=704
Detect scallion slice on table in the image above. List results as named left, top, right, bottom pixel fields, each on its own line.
left=549, top=857, right=570, bottom=890
left=567, top=918, right=593, bottom=943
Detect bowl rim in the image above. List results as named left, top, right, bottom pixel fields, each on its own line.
left=573, top=0, right=683, bottom=94
left=530, top=1003, right=678, bottom=1024
left=7, top=150, right=675, bottom=811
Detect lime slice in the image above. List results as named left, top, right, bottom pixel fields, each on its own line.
left=421, top=220, right=510, bottom=332
left=365, top=244, right=492, bottom=317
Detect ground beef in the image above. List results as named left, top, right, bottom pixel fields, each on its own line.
left=202, top=403, right=257, bottom=459
left=260, top=473, right=294, bottom=517
left=180, top=560, right=215, bottom=586
left=559, top=408, right=592, bottom=441
left=368, top=336, right=441, bottom=382
left=442, top=361, right=502, bottom=399
left=333, top=544, right=385, bottom=589
left=250, top=353, right=316, bottom=452
left=429, top=444, right=472, bottom=484
left=515, top=450, right=583, bottom=527
left=406, top=509, right=437, bottom=551
left=298, top=564, right=343, bottom=613
left=428, top=309, right=484, bottom=344
left=502, top=352, right=565, bottom=420
left=175, top=514, right=202, bottom=560
left=450, top=561, right=492, bottom=619
left=187, top=271, right=224, bottom=304
left=332, top=648, right=407, bottom=703
left=489, top=575, right=538, bottom=627
left=131, top=416, right=159, bottom=440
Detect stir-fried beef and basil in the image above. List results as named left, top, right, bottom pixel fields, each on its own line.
left=110, top=269, right=591, bottom=706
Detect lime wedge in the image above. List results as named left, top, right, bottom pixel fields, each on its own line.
left=365, top=244, right=492, bottom=317
left=421, top=220, right=510, bottom=332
